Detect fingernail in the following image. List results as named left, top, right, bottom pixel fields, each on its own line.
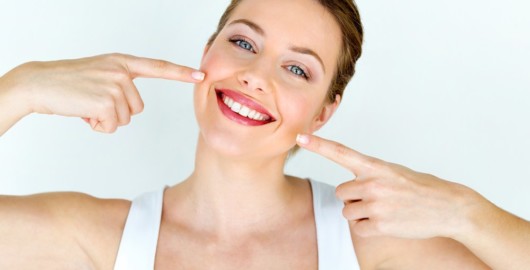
left=192, top=71, right=205, bottom=81
left=296, top=134, right=310, bottom=145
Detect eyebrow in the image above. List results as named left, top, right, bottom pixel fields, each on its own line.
left=229, top=19, right=265, bottom=36
left=229, top=19, right=326, bottom=74
left=289, top=46, right=326, bottom=74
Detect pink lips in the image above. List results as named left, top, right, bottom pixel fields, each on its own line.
left=215, top=89, right=276, bottom=126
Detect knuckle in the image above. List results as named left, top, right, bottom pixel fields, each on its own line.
left=100, top=53, right=119, bottom=64
left=106, top=125, right=118, bottom=133
left=106, top=53, right=124, bottom=61
left=342, top=205, right=354, bottom=220
left=153, top=59, right=170, bottom=71
left=364, top=180, right=382, bottom=195
left=99, top=96, right=116, bottom=110
left=131, top=101, right=144, bottom=115
left=333, top=143, right=349, bottom=158
left=137, top=101, right=145, bottom=113
left=97, top=104, right=117, bottom=122
left=363, top=157, right=382, bottom=170
left=98, top=121, right=118, bottom=134
left=107, top=86, right=123, bottom=99
left=94, top=122, right=116, bottom=134
left=335, top=180, right=356, bottom=200
left=335, top=184, right=346, bottom=199
left=111, top=70, right=130, bottom=82
left=395, top=173, right=410, bottom=185
left=120, top=115, right=131, bottom=126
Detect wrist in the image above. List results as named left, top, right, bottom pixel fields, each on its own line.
left=0, top=78, right=31, bottom=134
left=0, top=64, right=35, bottom=117
left=448, top=187, right=497, bottom=243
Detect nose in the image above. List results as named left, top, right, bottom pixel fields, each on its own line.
left=237, top=60, right=273, bottom=93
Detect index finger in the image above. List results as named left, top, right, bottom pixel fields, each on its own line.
left=122, top=54, right=205, bottom=83
left=296, top=134, right=379, bottom=174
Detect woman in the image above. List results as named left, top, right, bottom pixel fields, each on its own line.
left=1, top=0, right=529, bottom=269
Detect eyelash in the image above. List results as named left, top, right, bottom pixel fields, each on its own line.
left=229, top=37, right=256, bottom=53
left=286, top=65, right=310, bottom=80
left=228, top=37, right=311, bottom=80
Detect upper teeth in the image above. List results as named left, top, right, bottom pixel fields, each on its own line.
left=222, top=95, right=271, bottom=121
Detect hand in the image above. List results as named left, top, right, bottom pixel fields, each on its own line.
left=296, top=134, right=483, bottom=240
left=1, top=53, right=205, bottom=133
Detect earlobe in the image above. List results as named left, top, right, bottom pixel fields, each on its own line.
left=203, top=45, right=211, bottom=58
left=310, top=94, right=341, bottom=133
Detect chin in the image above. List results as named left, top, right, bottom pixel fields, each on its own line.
left=197, top=127, right=281, bottom=159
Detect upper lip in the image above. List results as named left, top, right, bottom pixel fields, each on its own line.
left=215, top=88, right=276, bottom=121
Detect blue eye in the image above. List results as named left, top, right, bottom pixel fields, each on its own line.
left=230, top=38, right=255, bottom=53
left=288, top=65, right=309, bottom=79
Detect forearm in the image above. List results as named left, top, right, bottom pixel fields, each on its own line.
left=453, top=192, right=530, bottom=269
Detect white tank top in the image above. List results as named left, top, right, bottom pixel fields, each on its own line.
left=114, top=180, right=359, bottom=269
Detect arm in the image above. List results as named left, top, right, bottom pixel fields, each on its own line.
left=352, top=192, right=530, bottom=269
left=0, top=54, right=205, bottom=136
left=297, top=134, right=530, bottom=269
left=0, top=193, right=130, bottom=269
left=352, top=232, right=491, bottom=269
left=451, top=194, right=530, bottom=269
left=0, top=53, right=205, bottom=267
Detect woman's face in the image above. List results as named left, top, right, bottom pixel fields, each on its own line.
left=194, top=0, right=342, bottom=158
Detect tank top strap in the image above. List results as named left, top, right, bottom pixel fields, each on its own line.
left=114, top=188, right=165, bottom=270
left=310, top=179, right=359, bottom=270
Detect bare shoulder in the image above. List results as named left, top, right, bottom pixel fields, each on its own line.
left=350, top=222, right=491, bottom=270
left=0, top=192, right=131, bottom=269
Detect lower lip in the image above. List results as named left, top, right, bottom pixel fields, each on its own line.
left=216, top=93, right=272, bottom=126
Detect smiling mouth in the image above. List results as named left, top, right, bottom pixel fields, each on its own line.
left=215, top=89, right=276, bottom=126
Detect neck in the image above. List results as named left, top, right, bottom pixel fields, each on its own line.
left=168, top=137, right=298, bottom=238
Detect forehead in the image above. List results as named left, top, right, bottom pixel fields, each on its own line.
left=226, top=0, right=342, bottom=74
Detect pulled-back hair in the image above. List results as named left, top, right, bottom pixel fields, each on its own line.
left=207, top=0, right=364, bottom=103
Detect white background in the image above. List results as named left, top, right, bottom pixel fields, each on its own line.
left=1, top=0, right=529, bottom=219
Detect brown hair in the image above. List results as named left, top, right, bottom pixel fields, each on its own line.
left=207, top=0, right=364, bottom=103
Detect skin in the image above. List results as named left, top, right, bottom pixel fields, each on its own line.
left=1, top=0, right=529, bottom=269
left=0, top=54, right=205, bottom=269
left=0, top=53, right=204, bottom=135
left=297, top=134, right=530, bottom=269
left=157, top=0, right=339, bottom=268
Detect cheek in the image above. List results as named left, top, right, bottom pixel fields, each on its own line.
left=278, top=94, right=321, bottom=132
left=200, top=46, right=242, bottom=81
left=194, top=49, right=236, bottom=104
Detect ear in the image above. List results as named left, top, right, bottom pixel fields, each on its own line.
left=199, top=45, right=212, bottom=67
left=203, top=44, right=211, bottom=57
left=309, top=94, right=341, bottom=133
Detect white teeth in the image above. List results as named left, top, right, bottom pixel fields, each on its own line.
left=222, top=94, right=271, bottom=122
left=239, top=107, right=250, bottom=117
left=231, top=102, right=242, bottom=113
left=223, top=95, right=234, bottom=107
